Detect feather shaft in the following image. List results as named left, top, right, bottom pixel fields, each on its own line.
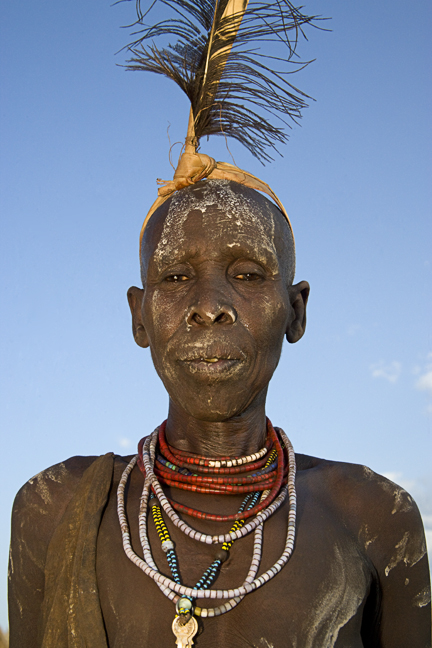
left=123, top=0, right=325, bottom=162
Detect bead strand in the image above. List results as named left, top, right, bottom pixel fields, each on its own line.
left=142, top=422, right=286, bottom=527
left=132, top=436, right=278, bottom=618
left=144, top=455, right=266, bottom=606
left=117, top=425, right=296, bottom=605
left=158, top=421, right=272, bottom=469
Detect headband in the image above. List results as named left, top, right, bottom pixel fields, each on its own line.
left=123, top=1, right=320, bottom=247
left=139, top=109, right=293, bottom=246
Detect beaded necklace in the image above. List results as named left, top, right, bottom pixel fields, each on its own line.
left=117, top=419, right=297, bottom=645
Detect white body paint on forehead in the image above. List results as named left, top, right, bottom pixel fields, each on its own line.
left=153, top=180, right=281, bottom=272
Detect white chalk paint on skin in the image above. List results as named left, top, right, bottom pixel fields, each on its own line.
left=301, top=542, right=368, bottom=648
left=362, top=466, right=414, bottom=515
left=413, top=585, right=431, bottom=608
left=384, top=531, right=427, bottom=577
left=153, top=180, right=280, bottom=277
left=377, top=478, right=414, bottom=515
left=27, top=462, right=68, bottom=506
left=362, top=466, right=374, bottom=479
left=8, top=546, right=13, bottom=577
left=27, top=473, right=52, bottom=505
left=359, top=523, right=378, bottom=550
left=258, top=639, right=275, bottom=648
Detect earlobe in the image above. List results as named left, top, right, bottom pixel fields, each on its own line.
left=127, top=286, right=149, bottom=348
left=286, top=281, right=310, bottom=344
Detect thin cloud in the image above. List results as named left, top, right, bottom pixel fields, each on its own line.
left=414, top=353, right=432, bottom=415
left=370, top=361, right=401, bottom=384
left=415, top=370, right=432, bottom=396
left=382, top=472, right=415, bottom=492
left=118, top=437, right=132, bottom=449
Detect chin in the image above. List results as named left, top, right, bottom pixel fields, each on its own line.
left=173, top=388, right=260, bottom=423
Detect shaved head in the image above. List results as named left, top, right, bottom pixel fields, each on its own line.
left=140, top=180, right=295, bottom=286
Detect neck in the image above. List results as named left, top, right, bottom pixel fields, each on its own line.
left=164, top=399, right=268, bottom=458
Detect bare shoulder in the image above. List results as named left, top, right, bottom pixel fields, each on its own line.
left=9, top=455, right=112, bottom=646
left=298, top=454, right=426, bottom=543
left=297, top=453, right=430, bottom=601
left=11, top=452, right=130, bottom=558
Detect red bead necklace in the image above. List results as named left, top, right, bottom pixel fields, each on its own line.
left=137, top=419, right=288, bottom=523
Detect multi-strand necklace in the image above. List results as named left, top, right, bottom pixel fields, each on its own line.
left=117, top=419, right=297, bottom=647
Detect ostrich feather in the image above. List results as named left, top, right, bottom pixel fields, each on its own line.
left=122, top=0, right=322, bottom=162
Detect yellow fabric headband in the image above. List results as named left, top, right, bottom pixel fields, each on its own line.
left=139, top=109, right=294, bottom=249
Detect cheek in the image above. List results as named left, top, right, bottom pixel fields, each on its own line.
left=244, top=294, right=288, bottom=339
left=240, top=296, right=288, bottom=380
left=143, top=290, right=186, bottom=348
left=149, top=291, right=165, bottom=336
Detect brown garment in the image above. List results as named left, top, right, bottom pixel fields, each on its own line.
left=40, top=454, right=114, bottom=648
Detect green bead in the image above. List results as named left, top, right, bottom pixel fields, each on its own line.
left=176, top=597, right=193, bottom=614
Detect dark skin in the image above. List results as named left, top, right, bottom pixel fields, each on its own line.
left=9, top=182, right=431, bottom=647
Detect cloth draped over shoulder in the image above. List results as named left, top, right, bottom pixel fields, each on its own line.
left=40, top=453, right=114, bottom=648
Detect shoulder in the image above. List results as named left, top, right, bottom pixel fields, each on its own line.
left=11, top=454, right=117, bottom=550
left=297, top=453, right=423, bottom=529
left=297, top=453, right=417, bottom=515
left=297, top=454, right=428, bottom=578
left=13, top=455, right=101, bottom=517
left=9, top=454, right=118, bottom=644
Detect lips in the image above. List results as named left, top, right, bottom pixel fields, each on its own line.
left=177, top=344, right=246, bottom=375
left=181, top=358, right=240, bottom=375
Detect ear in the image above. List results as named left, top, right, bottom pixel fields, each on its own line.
left=286, top=280, right=310, bottom=344
left=127, top=286, right=149, bottom=348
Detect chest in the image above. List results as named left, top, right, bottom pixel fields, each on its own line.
left=96, top=470, right=373, bottom=648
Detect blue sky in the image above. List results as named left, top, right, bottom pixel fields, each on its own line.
left=1, top=0, right=431, bottom=631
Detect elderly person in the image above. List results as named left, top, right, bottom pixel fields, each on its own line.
left=9, top=180, right=431, bottom=647
left=8, top=1, right=431, bottom=644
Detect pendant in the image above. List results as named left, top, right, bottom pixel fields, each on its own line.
left=172, top=615, right=199, bottom=647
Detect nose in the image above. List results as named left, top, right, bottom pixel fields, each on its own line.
left=186, top=285, right=237, bottom=327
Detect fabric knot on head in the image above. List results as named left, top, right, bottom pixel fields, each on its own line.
left=140, top=109, right=294, bottom=253
left=157, top=150, right=217, bottom=198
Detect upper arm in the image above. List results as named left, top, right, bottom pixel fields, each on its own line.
left=8, top=456, right=98, bottom=647
left=354, top=468, right=431, bottom=647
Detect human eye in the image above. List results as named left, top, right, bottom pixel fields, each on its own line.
left=164, top=273, right=189, bottom=283
left=232, top=262, right=265, bottom=282
left=234, top=272, right=262, bottom=281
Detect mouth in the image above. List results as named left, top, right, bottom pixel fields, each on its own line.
left=180, top=357, right=241, bottom=374
left=178, top=347, right=246, bottom=375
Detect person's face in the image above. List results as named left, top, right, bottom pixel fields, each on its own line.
left=129, top=183, right=309, bottom=422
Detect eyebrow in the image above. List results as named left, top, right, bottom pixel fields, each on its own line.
left=147, top=227, right=282, bottom=276
left=223, top=237, right=280, bottom=272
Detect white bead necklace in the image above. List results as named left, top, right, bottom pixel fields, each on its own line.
left=142, top=430, right=288, bottom=545
left=117, top=426, right=297, bottom=617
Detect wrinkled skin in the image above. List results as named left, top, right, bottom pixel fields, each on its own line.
left=130, top=181, right=306, bottom=455
left=9, top=182, right=431, bottom=647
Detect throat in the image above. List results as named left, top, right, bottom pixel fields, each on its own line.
left=164, top=400, right=268, bottom=457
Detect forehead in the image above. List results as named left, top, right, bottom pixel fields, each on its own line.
left=142, top=181, right=290, bottom=273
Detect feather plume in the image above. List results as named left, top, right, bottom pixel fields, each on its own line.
left=121, top=0, right=323, bottom=163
